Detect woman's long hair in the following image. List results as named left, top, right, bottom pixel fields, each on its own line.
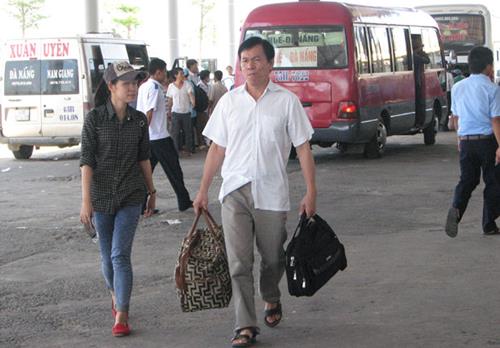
left=93, top=78, right=110, bottom=108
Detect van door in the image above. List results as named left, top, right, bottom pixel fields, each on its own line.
left=2, top=40, right=43, bottom=138
left=39, top=39, right=83, bottom=137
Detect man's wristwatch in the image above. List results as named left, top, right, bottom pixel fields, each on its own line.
left=148, top=189, right=157, bottom=196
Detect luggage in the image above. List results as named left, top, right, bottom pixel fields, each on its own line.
left=285, top=214, right=347, bottom=297
left=175, top=209, right=232, bottom=312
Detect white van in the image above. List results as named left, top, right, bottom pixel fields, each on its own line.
left=0, top=34, right=149, bottom=159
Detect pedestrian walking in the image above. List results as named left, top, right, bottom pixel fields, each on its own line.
left=136, top=58, right=193, bottom=212
left=412, top=36, right=430, bottom=128
left=193, top=37, right=317, bottom=347
left=208, top=70, right=228, bottom=116
left=222, top=65, right=235, bottom=90
left=167, top=67, right=196, bottom=155
left=445, top=46, right=500, bottom=237
left=79, top=61, right=156, bottom=337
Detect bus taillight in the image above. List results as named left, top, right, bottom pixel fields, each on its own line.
left=338, top=101, right=358, bottom=119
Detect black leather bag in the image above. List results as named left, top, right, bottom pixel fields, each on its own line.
left=285, top=214, right=347, bottom=297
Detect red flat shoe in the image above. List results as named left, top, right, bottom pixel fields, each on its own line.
left=112, top=322, right=130, bottom=337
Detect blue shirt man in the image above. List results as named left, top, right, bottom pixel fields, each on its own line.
left=446, top=46, right=500, bottom=238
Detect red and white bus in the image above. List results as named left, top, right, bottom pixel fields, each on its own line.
left=237, top=1, right=447, bottom=158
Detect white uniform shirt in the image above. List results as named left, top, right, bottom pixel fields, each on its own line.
left=136, top=79, right=169, bottom=141
left=166, top=81, right=193, bottom=114
left=203, top=81, right=313, bottom=211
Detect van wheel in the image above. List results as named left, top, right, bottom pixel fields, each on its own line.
left=12, top=145, right=34, bottom=159
left=423, top=115, right=437, bottom=145
left=364, top=120, right=387, bottom=159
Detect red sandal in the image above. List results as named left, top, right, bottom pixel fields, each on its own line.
left=112, top=322, right=130, bottom=337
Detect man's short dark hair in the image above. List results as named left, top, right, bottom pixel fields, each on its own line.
left=199, top=69, right=210, bottom=81
left=186, top=59, right=198, bottom=69
left=468, top=46, right=493, bottom=74
left=149, top=58, right=167, bottom=75
left=214, top=70, right=223, bottom=81
left=238, top=37, right=275, bottom=61
left=172, top=67, right=184, bottom=78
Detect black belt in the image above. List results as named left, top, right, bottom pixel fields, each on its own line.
left=458, top=134, right=494, bottom=141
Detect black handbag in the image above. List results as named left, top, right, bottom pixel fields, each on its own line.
left=285, top=213, right=347, bottom=297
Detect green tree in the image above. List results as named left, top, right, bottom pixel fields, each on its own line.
left=193, top=0, right=216, bottom=60
left=7, top=0, right=47, bottom=37
left=112, top=4, right=140, bottom=39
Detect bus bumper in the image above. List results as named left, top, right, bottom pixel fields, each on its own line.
left=311, top=120, right=371, bottom=144
left=0, top=135, right=80, bottom=147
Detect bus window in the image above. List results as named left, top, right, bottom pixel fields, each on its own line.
left=4, top=60, right=41, bottom=96
left=245, top=26, right=347, bottom=69
left=391, top=27, right=411, bottom=71
left=422, top=28, right=443, bottom=69
left=368, top=27, right=392, bottom=73
left=41, top=59, right=79, bottom=95
left=85, top=44, right=104, bottom=94
left=126, top=44, right=149, bottom=68
left=354, top=26, right=370, bottom=74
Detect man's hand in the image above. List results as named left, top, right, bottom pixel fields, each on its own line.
left=193, top=191, right=209, bottom=215
left=80, top=200, right=93, bottom=226
left=299, top=191, right=316, bottom=218
left=143, top=194, right=156, bottom=217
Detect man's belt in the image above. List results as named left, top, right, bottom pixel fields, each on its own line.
left=458, top=134, right=494, bottom=141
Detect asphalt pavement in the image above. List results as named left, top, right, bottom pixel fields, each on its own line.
left=1, top=132, right=500, bottom=348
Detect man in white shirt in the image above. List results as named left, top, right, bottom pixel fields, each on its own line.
left=222, top=65, right=235, bottom=90
left=193, top=37, right=317, bottom=347
left=136, top=58, right=192, bottom=212
left=166, top=68, right=196, bottom=154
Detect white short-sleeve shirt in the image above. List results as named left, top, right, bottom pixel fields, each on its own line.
left=166, top=81, right=193, bottom=114
left=136, top=79, right=169, bottom=140
left=203, top=81, right=313, bottom=211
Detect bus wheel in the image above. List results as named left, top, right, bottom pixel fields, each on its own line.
left=423, top=115, right=437, bottom=145
left=12, top=145, right=34, bottom=159
left=363, top=120, right=387, bottom=159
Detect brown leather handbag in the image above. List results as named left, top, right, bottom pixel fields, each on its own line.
left=174, top=209, right=232, bottom=312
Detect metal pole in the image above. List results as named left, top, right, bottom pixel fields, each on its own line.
left=228, top=0, right=236, bottom=67
left=85, top=0, right=99, bottom=33
left=168, top=0, right=180, bottom=64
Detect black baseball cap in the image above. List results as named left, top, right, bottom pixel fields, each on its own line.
left=103, top=61, right=141, bottom=83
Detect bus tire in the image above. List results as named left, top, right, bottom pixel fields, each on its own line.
left=423, top=115, right=437, bottom=145
left=12, top=145, right=34, bottom=159
left=363, top=120, right=387, bottom=159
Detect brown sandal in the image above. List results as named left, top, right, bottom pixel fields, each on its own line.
left=264, top=301, right=282, bottom=328
left=231, top=327, right=258, bottom=347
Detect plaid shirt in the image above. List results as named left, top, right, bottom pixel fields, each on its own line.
left=80, top=100, right=150, bottom=214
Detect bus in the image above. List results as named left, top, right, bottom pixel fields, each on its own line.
left=417, top=4, right=500, bottom=82
left=0, top=34, right=149, bottom=159
left=237, top=2, right=447, bottom=158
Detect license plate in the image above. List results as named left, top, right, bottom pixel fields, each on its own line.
left=14, top=108, right=30, bottom=121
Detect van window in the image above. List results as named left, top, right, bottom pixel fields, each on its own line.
left=369, top=27, right=392, bottom=73
left=4, top=60, right=41, bottom=96
left=42, top=59, right=79, bottom=95
left=354, top=26, right=370, bottom=74
left=422, top=28, right=443, bottom=69
left=245, top=26, right=347, bottom=69
left=126, top=44, right=149, bottom=67
left=391, top=27, right=411, bottom=71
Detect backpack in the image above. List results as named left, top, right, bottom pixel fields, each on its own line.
left=191, top=81, right=209, bottom=112
left=285, top=213, right=347, bottom=297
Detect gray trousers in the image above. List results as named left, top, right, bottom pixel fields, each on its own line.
left=171, top=112, right=193, bottom=152
left=221, top=184, right=287, bottom=332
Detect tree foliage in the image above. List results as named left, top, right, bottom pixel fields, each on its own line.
left=112, top=4, right=141, bottom=39
left=7, top=0, right=47, bottom=37
left=192, top=0, right=216, bottom=60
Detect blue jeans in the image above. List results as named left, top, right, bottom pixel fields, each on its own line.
left=94, top=205, right=142, bottom=312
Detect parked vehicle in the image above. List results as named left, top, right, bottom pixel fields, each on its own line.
left=0, top=34, right=149, bottom=159
left=237, top=2, right=447, bottom=158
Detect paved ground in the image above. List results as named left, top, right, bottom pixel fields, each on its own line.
left=1, top=132, right=500, bottom=348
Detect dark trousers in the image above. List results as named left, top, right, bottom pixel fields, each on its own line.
left=452, top=137, right=500, bottom=232
left=148, top=137, right=191, bottom=211
left=171, top=112, right=193, bottom=153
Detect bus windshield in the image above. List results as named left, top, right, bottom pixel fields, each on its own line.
left=433, top=14, right=485, bottom=48
left=244, top=26, right=347, bottom=69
